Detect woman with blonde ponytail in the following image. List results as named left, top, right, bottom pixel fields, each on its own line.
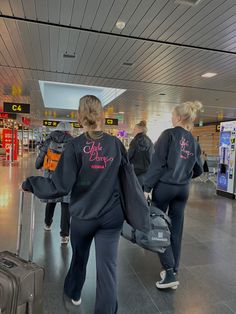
left=22, top=95, right=127, bottom=313
left=144, top=101, right=203, bottom=290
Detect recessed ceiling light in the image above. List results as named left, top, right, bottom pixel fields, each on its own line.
left=119, top=111, right=124, bottom=114
left=116, top=20, right=126, bottom=30
left=201, top=72, right=217, bottom=78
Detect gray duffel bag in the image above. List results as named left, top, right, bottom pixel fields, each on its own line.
left=121, top=206, right=171, bottom=253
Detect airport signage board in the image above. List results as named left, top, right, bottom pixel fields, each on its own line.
left=71, top=122, right=83, bottom=128
left=43, top=120, right=60, bottom=127
left=43, top=120, right=83, bottom=128
left=0, top=112, right=17, bottom=119
left=105, top=118, right=118, bottom=126
left=3, top=102, right=30, bottom=114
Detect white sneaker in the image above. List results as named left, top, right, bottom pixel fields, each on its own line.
left=61, top=236, right=69, bottom=245
left=72, top=298, right=81, bottom=306
left=44, top=224, right=51, bottom=231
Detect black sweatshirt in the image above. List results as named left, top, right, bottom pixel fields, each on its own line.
left=144, top=126, right=203, bottom=192
left=22, top=133, right=125, bottom=219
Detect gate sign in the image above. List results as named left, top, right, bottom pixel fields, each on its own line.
left=71, top=122, right=83, bottom=128
left=105, top=118, right=118, bottom=126
left=3, top=102, right=30, bottom=114
left=43, top=120, right=60, bottom=127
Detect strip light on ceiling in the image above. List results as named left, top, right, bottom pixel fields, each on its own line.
left=201, top=72, right=217, bottom=78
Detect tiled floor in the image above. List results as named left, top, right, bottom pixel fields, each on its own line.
left=1, top=155, right=236, bottom=313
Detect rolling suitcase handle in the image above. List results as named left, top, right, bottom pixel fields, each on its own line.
left=16, top=191, right=36, bottom=262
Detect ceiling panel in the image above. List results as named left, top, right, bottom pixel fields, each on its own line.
left=0, top=31, right=15, bottom=66
left=165, top=0, right=230, bottom=43
left=17, top=21, right=37, bottom=68
left=81, top=0, right=101, bottom=29
left=175, top=1, right=236, bottom=48
left=10, top=0, right=25, bottom=18
left=35, top=0, right=48, bottom=22
left=60, top=0, right=74, bottom=25
left=129, top=0, right=167, bottom=37
left=48, top=0, right=60, bottom=24
left=0, top=1, right=236, bottom=129
left=75, top=33, right=100, bottom=75
left=101, top=0, right=129, bottom=32
left=21, top=0, right=37, bottom=20
left=0, top=0, right=12, bottom=15
left=49, top=26, right=60, bottom=72
left=70, top=0, right=88, bottom=28
left=0, top=19, right=23, bottom=67
left=92, top=0, right=116, bottom=30
left=39, top=25, right=50, bottom=70
left=82, top=34, right=109, bottom=76
left=56, top=28, right=69, bottom=73
left=4, top=20, right=28, bottom=68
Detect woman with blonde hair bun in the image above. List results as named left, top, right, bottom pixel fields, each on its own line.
left=144, top=101, right=203, bottom=290
left=22, top=95, right=127, bottom=313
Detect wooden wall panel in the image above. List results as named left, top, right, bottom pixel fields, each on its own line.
left=192, top=125, right=220, bottom=156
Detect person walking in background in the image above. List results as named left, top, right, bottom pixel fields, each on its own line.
left=144, top=101, right=203, bottom=289
left=202, top=151, right=209, bottom=172
left=128, top=120, right=154, bottom=189
left=35, top=121, right=73, bottom=245
left=22, top=95, right=126, bottom=314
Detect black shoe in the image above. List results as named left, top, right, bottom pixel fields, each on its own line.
left=156, top=269, right=179, bottom=289
left=63, top=293, right=84, bottom=313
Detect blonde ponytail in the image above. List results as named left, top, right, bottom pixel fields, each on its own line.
left=78, top=95, right=104, bottom=139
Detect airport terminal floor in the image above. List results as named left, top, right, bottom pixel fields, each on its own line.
left=1, top=154, right=236, bottom=314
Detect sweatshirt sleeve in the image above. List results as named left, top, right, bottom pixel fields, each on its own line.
left=143, top=130, right=170, bottom=192
left=127, top=138, right=136, bottom=161
left=22, top=141, right=81, bottom=199
left=192, top=143, right=203, bottom=178
left=35, top=139, right=49, bottom=169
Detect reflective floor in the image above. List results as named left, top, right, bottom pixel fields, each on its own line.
left=1, top=155, right=236, bottom=314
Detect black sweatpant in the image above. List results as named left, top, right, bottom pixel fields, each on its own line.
left=152, top=182, right=190, bottom=273
left=44, top=202, right=70, bottom=236
left=64, top=202, right=124, bottom=314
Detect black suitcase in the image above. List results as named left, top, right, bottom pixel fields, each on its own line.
left=0, top=191, right=44, bottom=314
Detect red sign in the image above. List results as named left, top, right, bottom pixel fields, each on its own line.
left=0, top=113, right=9, bottom=119
left=22, top=117, right=30, bottom=125
left=2, top=129, right=18, bottom=161
left=0, top=112, right=17, bottom=119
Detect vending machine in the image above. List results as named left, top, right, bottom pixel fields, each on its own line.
left=217, top=121, right=236, bottom=198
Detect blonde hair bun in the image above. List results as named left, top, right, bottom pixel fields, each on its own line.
left=135, top=120, right=147, bottom=133
left=189, top=101, right=203, bottom=112
left=174, top=100, right=203, bottom=130
left=138, top=120, right=147, bottom=127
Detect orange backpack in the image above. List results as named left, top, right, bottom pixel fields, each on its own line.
left=43, top=141, right=64, bottom=171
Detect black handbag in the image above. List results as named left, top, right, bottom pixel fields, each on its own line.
left=121, top=205, right=171, bottom=253
left=119, top=156, right=150, bottom=233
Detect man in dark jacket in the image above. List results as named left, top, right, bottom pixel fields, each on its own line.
left=35, top=121, right=73, bottom=244
left=128, top=120, right=154, bottom=189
